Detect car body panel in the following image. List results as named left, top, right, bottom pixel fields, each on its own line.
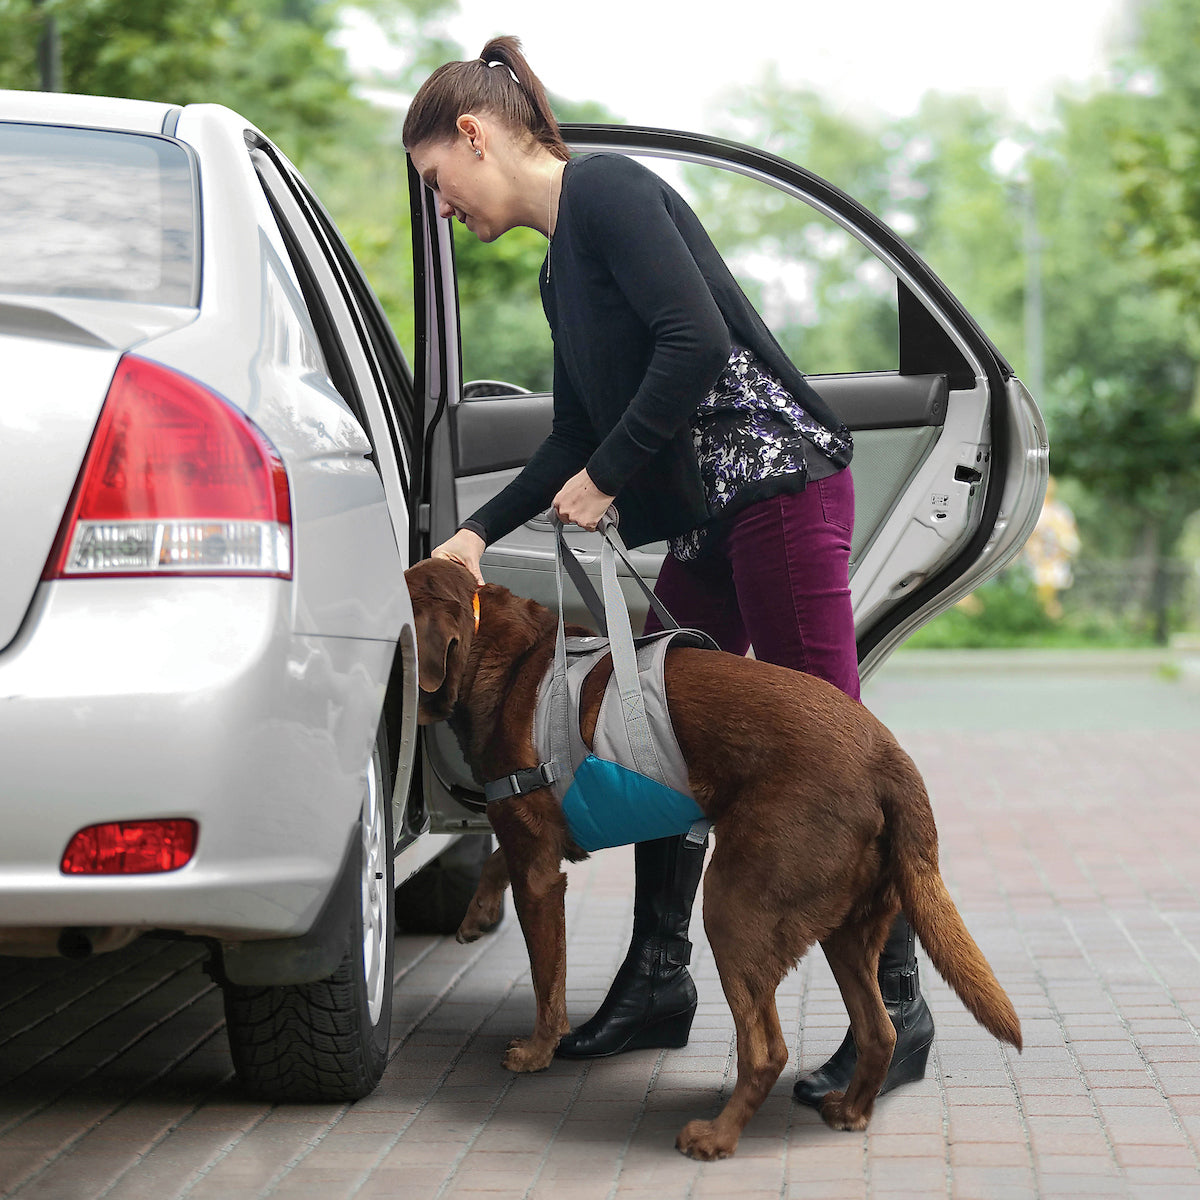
left=0, top=578, right=383, bottom=938
left=0, top=333, right=122, bottom=650
left=0, top=92, right=426, bottom=961
left=0, top=89, right=176, bottom=134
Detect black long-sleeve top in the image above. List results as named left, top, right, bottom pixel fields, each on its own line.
left=463, top=153, right=851, bottom=550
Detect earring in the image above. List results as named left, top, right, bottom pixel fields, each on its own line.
left=474, top=148, right=482, bottom=158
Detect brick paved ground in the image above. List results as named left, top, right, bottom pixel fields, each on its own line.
left=2, top=654, right=1199, bottom=1199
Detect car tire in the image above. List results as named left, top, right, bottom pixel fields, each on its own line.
left=394, top=833, right=504, bottom=936
left=222, top=723, right=395, bottom=1102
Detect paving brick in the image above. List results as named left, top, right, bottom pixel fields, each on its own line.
left=4, top=677, right=1200, bottom=1197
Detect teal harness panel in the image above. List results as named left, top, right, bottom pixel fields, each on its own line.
left=561, top=756, right=707, bottom=853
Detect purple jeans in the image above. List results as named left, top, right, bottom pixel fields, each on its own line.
left=644, top=470, right=860, bottom=701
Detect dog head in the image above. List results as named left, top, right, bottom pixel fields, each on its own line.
left=404, top=557, right=480, bottom=724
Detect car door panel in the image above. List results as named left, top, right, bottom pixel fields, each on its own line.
left=412, top=125, right=1048, bottom=825
left=452, top=371, right=952, bottom=620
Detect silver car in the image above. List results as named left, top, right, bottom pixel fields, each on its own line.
left=0, top=93, right=1048, bottom=1102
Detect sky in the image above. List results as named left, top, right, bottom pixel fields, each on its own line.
left=342, top=0, right=1136, bottom=131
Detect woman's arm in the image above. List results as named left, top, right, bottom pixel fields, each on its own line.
left=573, top=156, right=731, bottom=498
left=454, top=346, right=596, bottom=547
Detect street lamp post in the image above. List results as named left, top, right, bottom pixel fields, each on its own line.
left=33, top=0, right=62, bottom=92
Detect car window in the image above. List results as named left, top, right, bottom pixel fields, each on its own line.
left=670, top=156, right=900, bottom=375
left=250, top=141, right=415, bottom=492
left=452, top=151, right=900, bottom=394
left=0, top=123, right=198, bottom=307
left=287, top=172, right=419, bottom=478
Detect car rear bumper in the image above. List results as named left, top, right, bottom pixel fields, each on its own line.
left=0, top=577, right=392, bottom=942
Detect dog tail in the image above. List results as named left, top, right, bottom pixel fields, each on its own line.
left=879, top=743, right=1023, bottom=1052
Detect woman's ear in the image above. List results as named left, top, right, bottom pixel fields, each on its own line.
left=456, top=113, right=485, bottom=155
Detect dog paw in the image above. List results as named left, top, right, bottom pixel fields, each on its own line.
left=456, top=896, right=502, bottom=944
left=502, top=1036, right=554, bottom=1073
left=820, top=1090, right=871, bottom=1132
left=676, top=1119, right=737, bottom=1161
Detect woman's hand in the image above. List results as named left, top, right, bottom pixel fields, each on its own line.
left=431, top=529, right=486, bottom=586
left=553, top=469, right=616, bottom=532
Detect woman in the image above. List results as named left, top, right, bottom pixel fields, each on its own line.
left=403, top=36, right=934, bottom=1106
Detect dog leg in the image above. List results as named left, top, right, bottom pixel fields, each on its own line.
left=457, top=846, right=510, bottom=943
left=675, top=864, right=790, bottom=1160
left=491, top=816, right=570, bottom=1073
left=817, top=920, right=896, bottom=1131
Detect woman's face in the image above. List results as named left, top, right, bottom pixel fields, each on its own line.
left=410, top=127, right=510, bottom=244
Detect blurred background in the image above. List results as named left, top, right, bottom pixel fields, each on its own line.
left=3, top=0, right=1199, bottom=652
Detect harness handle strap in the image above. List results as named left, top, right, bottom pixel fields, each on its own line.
left=599, top=529, right=665, bottom=781
left=547, top=522, right=577, bottom=794
left=555, top=524, right=609, bottom=635
left=596, top=513, right=679, bottom=633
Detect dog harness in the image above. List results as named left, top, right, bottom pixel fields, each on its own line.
left=484, top=517, right=714, bottom=853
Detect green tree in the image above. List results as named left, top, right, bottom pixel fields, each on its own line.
left=0, top=0, right=373, bottom=166
left=684, top=75, right=901, bottom=374
left=1039, top=17, right=1200, bottom=639
left=1111, top=0, right=1200, bottom=357
left=897, top=95, right=1026, bottom=368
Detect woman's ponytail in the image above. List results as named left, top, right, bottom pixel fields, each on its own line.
left=403, top=35, right=570, bottom=161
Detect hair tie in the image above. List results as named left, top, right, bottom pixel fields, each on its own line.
left=483, top=59, right=520, bottom=85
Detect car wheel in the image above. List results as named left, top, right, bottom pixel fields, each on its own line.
left=394, top=833, right=504, bottom=936
left=222, top=724, right=395, bottom=1101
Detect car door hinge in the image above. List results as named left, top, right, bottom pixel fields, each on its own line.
left=417, top=503, right=431, bottom=533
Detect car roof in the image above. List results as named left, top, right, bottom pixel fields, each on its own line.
left=0, top=89, right=177, bottom=135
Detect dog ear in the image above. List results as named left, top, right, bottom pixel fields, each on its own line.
left=415, top=607, right=460, bottom=694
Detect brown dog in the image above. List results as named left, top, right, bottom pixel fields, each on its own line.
left=406, top=557, right=1021, bottom=1160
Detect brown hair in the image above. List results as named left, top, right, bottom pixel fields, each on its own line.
left=402, top=35, right=570, bottom=161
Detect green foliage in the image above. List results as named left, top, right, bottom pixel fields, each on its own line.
left=684, top=81, right=900, bottom=374
left=1110, top=0, right=1200, bottom=346
left=895, top=95, right=1025, bottom=362
left=0, top=0, right=369, bottom=168
left=1027, top=4, right=1200, bottom=577
left=904, top=569, right=1156, bottom=650
left=1053, top=362, right=1200, bottom=523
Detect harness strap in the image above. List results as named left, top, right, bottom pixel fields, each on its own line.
left=554, top=513, right=681, bottom=638
left=598, top=528, right=664, bottom=781
left=484, top=761, right=559, bottom=803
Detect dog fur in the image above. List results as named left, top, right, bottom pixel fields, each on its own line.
left=405, top=557, right=1021, bottom=1160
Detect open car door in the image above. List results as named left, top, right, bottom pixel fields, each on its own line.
left=411, top=125, right=1049, bottom=830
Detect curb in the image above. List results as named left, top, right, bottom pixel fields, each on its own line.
left=882, top=647, right=1193, bottom=675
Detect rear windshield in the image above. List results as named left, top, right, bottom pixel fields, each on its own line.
left=0, top=123, right=198, bottom=307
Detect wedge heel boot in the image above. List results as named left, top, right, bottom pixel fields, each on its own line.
left=792, top=914, right=935, bottom=1107
left=556, top=833, right=705, bottom=1059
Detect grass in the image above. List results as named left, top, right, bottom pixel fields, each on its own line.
left=901, top=570, right=1163, bottom=651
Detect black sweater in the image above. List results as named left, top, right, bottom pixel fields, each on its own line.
left=464, top=153, right=851, bottom=550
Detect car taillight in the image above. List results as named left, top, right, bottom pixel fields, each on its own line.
left=44, top=355, right=291, bottom=579
left=61, top=819, right=198, bottom=874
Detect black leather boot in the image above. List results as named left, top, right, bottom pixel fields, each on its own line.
left=555, top=833, right=705, bottom=1059
left=792, top=913, right=935, bottom=1108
